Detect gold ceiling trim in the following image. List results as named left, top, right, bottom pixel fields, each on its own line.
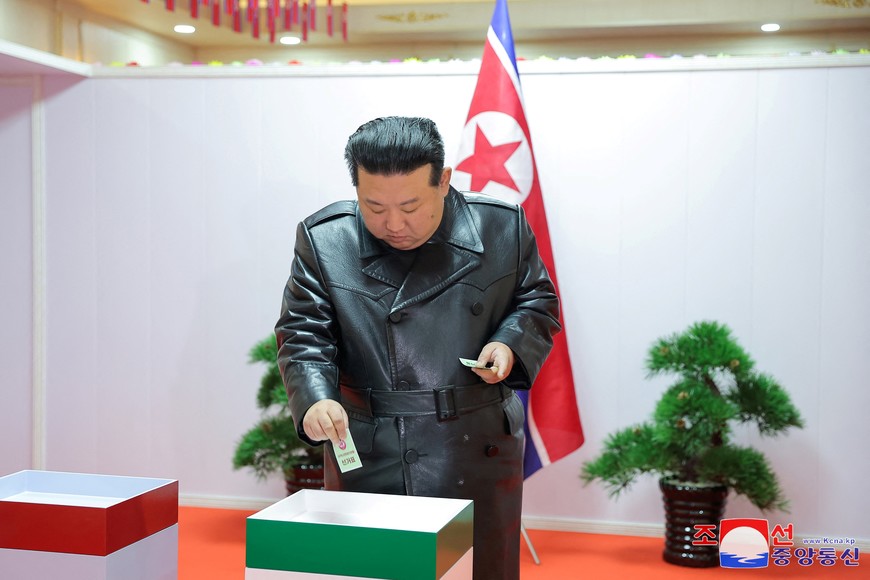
left=816, top=0, right=869, bottom=7
left=377, top=11, right=448, bottom=24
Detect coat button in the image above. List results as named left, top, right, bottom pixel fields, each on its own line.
left=397, top=380, right=410, bottom=391
left=404, top=450, right=419, bottom=464
left=471, top=302, right=484, bottom=315
left=485, top=445, right=499, bottom=457
left=389, top=311, right=403, bottom=323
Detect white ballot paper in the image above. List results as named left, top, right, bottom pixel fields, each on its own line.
left=333, top=429, right=363, bottom=473
left=459, top=357, right=498, bottom=372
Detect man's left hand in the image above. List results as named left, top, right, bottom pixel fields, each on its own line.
left=473, top=341, right=514, bottom=383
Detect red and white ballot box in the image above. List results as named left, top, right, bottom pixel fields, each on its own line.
left=245, top=489, right=473, bottom=579
left=0, top=470, right=178, bottom=580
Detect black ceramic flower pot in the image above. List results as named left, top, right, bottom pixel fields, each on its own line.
left=660, top=478, right=728, bottom=567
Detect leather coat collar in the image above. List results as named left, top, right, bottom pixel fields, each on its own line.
left=357, top=187, right=485, bottom=310
left=357, top=186, right=484, bottom=259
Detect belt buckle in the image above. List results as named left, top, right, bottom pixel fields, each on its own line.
left=434, top=386, right=458, bottom=421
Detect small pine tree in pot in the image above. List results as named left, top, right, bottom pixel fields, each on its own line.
left=233, top=336, right=324, bottom=494
left=581, top=321, right=804, bottom=567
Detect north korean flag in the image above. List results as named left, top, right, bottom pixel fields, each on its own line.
left=454, top=0, right=584, bottom=478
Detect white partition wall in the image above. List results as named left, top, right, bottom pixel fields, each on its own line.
left=0, top=78, right=35, bottom=476
left=521, top=63, right=870, bottom=537
left=10, top=57, right=868, bottom=542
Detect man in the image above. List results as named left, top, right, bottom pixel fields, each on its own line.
left=276, top=116, right=560, bottom=579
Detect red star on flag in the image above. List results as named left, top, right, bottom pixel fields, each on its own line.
left=456, top=125, right=522, bottom=193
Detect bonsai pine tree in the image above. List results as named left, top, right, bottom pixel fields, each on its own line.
left=582, top=321, right=804, bottom=511
left=233, top=336, right=322, bottom=481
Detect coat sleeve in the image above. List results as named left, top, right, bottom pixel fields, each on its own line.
left=488, top=205, right=561, bottom=390
left=275, top=221, right=341, bottom=441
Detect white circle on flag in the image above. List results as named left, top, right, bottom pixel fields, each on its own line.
left=454, top=111, right=533, bottom=205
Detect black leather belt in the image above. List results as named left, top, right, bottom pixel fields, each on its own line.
left=340, top=383, right=510, bottom=422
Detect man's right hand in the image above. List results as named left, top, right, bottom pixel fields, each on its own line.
left=302, top=399, right=349, bottom=446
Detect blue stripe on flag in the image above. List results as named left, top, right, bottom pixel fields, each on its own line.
left=489, top=0, right=518, bottom=77
left=516, top=389, right=543, bottom=477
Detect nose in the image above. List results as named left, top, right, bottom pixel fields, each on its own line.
left=385, top=211, right=404, bottom=233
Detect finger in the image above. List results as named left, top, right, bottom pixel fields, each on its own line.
left=478, top=346, right=497, bottom=365
left=472, top=367, right=498, bottom=384
left=303, top=418, right=326, bottom=442
left=318, top=416, right=342, bottom=446
left=329, top=409, right=349, bottom=442
left=494, top=352, right=508, bottom=379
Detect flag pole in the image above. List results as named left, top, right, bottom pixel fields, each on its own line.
left=521, top=521, right=541, bottom=565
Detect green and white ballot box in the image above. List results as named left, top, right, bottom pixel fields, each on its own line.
left=245, top=489, right=473, bottom=579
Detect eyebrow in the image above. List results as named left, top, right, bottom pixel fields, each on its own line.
left=366, top=197, right=420, bottom=207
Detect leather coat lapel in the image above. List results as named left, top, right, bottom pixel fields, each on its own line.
left=361, top=253, right=410, bottom=289
left=358, top=188, right=484, bottom=307
left=358, top=210, right=408, bottom=288
left=393, top=243, right=480, bottom=310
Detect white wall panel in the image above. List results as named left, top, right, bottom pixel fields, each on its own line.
left=816, top=67, right=870, bottom=536
left=744, top=69, right=828, bottom=532
left=146, top=78, right=213, bottom=492
left=199, top=78, right=268, bottom=495
left=91, top=80, right=153, bottom=476
left=613, top=75, right=691, bottom=522
left=0, top=81, right=34, bottom=474
left=42, top=76, right=99, bottom=472
left=684, top=70, right=757, bottom=336
left=522, top=73, right=626, bottom=521
left=33, top=63, right=870, bottom=541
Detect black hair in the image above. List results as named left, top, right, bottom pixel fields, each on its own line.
left=344, top=116, right=445, bottom=187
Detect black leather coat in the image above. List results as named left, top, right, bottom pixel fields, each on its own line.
left=276, top=187, right=560, bottom=579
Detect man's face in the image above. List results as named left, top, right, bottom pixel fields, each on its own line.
left=356, top=164, right=452, bottom=251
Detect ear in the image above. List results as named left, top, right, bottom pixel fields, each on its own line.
left=439, top=167, right=453, bottom=193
